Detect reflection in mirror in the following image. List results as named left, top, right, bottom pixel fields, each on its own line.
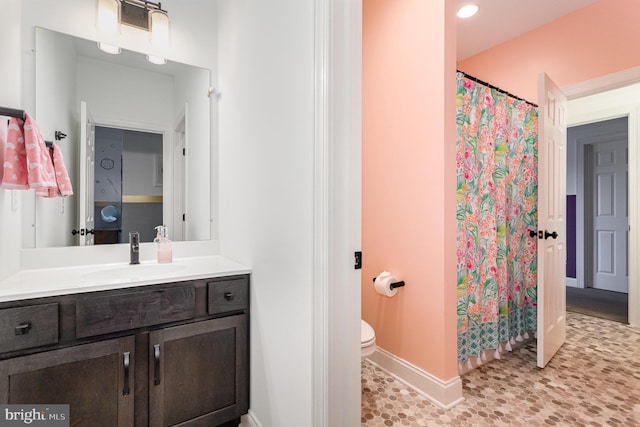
left=31, top=27, right=212, bottom=248
left=93, top=127, right=164, bottom=244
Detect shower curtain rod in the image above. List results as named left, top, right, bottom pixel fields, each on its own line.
left=457, top=70, right=538, bottom=108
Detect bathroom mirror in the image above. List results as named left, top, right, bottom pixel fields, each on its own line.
left=29, top=27, right=212, bottom=248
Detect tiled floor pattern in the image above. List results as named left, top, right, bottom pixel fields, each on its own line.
left=362, top=312, right=640, bottom=426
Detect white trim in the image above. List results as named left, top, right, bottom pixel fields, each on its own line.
left=240, top=411, right=262, bottom=427
left=576, top=136, right=587, bottom=289
left=563, top=65, right=640, bottom=100
left=312, top=0, right=329, bottom=425
left=368, top=347, right=464, bottom=409
left=566, top=277, right=578, bottom=288
left=322, top=0, right=363, bottom=425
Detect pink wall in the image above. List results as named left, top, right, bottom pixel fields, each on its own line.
left=457, top=0, right=640, bottom=102
left=362, top=0, right=457, bottom=380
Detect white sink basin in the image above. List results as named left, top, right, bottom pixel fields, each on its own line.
left=82, top=263, right=187, bottom=282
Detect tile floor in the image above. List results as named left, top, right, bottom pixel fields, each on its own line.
left=361, top=312, right=640, bottom=426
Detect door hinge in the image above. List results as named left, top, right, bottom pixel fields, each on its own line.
left=182, top=214, right=185, bottom=222
left=182, top=148, right=186, bottom=156
left=354, top=251, right=362, bottom=270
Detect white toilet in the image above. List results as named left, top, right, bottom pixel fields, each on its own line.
left=361, top=319, right=376, bottom=357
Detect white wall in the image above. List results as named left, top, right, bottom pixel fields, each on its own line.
left=218, top=0, right=315, bottom=425
left=0, top=0, right=23, bottom=280
left=123, top=131, right=163, bottom=196
left=567, top=135, right=577, bottom=195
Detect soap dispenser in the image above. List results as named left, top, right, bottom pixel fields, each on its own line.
left=154, top=225, right=173, bottom=264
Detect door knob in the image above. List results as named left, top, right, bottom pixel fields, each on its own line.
left=544, top=230, right=558, bottom=240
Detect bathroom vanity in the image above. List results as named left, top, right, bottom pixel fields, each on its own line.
left=0, top=256, right=250, bottom=427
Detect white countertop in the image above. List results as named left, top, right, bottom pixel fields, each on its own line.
left=0, top=255, right=251, bottom=303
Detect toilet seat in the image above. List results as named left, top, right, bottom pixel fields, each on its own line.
left=361, top=320, right=376, bottom=357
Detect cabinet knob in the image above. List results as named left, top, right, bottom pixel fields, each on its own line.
left=224, top=292, right=235, bottom=301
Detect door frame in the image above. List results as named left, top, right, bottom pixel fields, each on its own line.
left=91, top=114, right=173, bottom=242
left=314, top=0, right=362, bottom=426
left=564, top=70, right=640, bottom=327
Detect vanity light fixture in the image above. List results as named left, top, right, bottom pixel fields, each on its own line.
left=457, top=4, right=479, bottom=19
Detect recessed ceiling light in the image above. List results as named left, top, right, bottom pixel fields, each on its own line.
left=457, top=4, right=479, bottom=19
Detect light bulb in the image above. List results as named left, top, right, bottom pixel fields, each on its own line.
left=97, top=0, right=120, bottom=35
left=457, top=4, right=479, bottom=19
left=150, top=9, right=170, bottom=49
left=97, top=42, right=121, bottom=55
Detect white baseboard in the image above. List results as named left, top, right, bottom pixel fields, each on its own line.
left=367, top=347, right=464, bottom=409
left=566, top=277, right=578, bottom=288
left=240, top=411, right=262, bottom=427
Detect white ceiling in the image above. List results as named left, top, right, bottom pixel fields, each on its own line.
left=456, top=0, right=599, bottom=60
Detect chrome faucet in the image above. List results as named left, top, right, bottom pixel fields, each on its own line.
left=129, top=231, right=140, bottom=265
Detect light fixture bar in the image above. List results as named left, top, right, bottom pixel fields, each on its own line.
left=118, top=0, right=167, bottom=31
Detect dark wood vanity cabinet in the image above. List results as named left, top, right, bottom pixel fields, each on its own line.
left=0, top=275, right=250, bottom=427
left=0, top=336, right=135, bottom=425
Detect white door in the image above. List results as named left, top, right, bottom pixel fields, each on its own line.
left=537, top=73, right=567, bottom=368
left=78, top=101, right=95, bottom=246
left=592, top=140, right=628, bottom=293
left=173, top=109, right=186, bottom=242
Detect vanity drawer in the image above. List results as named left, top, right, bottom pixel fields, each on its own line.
left=208, top=277, right=249, bottom=315
left=76, top=285, right=196, bottom=338
left=0, top=303, right=59, bottom=353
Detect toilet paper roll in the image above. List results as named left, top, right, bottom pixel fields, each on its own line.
left=374, top=271, right=398, bottom=297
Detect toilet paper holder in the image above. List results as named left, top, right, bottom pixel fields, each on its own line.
left=372, top=277, right=405, bottom=289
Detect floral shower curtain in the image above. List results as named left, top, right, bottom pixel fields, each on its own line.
left=456, top=73, right=538, bottom=367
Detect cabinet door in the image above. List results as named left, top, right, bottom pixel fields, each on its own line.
left=0, top=336, right=135, bottom=427
left=148, top=315, right=248, bottom=427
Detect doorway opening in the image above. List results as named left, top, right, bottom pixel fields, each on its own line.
left=566, top=117, right=629, bottom=323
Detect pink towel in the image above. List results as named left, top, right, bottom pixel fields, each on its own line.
left=0, top=116, right=7, bottom=186
left=36, top=144, right=74, bottom=198
left=23, top=114, right=57, bottom=191
left=1, top=113, right=73, bottom=197
left=1, top=116, right=30, bottom=189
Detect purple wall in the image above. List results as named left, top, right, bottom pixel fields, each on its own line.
left=566, top=195, right=576, bottom=278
